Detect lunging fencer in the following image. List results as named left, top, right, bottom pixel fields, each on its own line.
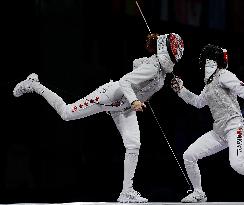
left=171, top=44, right=244, bottom=203
left=13, top=33, right=184, bottom=203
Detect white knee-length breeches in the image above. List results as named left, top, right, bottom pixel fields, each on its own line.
left=110, top=110, right=141, bottom=149
left=183, top=119, right=244, bottom=175
left=39, top=80, right=140, bottom=149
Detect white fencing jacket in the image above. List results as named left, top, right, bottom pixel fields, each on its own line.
left=119, top=54, right=173, bottom=104
left=178, top=69, right=244, bottom=136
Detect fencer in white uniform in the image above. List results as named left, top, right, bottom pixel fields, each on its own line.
left=13, top=33, right=184, bottom=203
left=171, top=44, right=244, bottom=203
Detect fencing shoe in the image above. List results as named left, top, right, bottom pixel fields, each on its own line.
left=13, top=73, right=40, bottom=97
left=117, top=188, right=148, bottom=203
left=181, top=190, right=207, bottom=203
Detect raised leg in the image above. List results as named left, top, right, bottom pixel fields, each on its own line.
left=13, top=73, right=114, bottom=121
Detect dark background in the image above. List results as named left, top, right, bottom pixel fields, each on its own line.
left=1, top=0, right=244, bottom=203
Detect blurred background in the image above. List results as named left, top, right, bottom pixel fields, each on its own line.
left=1, top=0, right=244, bottom=203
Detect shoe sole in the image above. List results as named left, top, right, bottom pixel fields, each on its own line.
left=117, top=198, right=148, bottom=203
left=13, top=73, right=39, bottom=97
left=181, top=197, right=207, bottom=203
left=117, top=200, right=148, bottom=203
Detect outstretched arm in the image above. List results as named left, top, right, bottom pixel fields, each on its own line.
left=171, top=77, right=207, bottom=109
left=178, top=87, right=207, bottom=109
left=219, top=70, right=244, bottom=99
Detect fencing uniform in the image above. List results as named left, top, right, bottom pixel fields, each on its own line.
left=173, top=57, right=244, bottom=203
left=13, top=33, right=184, bottom=203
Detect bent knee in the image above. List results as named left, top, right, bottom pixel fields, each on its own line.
left=124, top=141, right=141, bottom=150
left=60, top=113, right=71, bottom=121
left=122, top=131, right=141, bottom=149
left=230, top=161, right=244, bottom=175
left=123, top=136, right=141, bottom=149
left=60, top=107, right=72, bottom=121
left=183, top=148, right=197, bottom=162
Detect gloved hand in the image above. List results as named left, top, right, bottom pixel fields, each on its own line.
left=171, top=76, right=183, bottom=93
left=131, top=100, right=146, bottom=112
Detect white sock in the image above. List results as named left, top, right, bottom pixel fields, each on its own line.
left=184, top=159, right=203, bottom=192
left=123, top=148, right=139, bottom=191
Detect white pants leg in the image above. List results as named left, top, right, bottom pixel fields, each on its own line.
left=33, top=81, right=127, bottom=121
left=183, top=130, right=228, bottom=191
left=111, top=109, right=141, bottom=150
left=227, top=127, right=244, bottom=175
left=111, top=110, right=141, bottom=190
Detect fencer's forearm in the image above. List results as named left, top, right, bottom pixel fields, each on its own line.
left=178, top=87, right=205, bottom=109
left=119, top=80, right=138, bottom=104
